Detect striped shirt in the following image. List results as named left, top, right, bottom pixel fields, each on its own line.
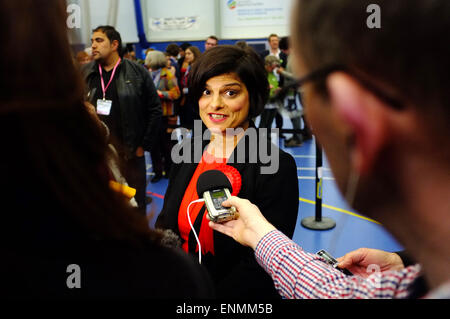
left=254, top=230, right=422, bottom=299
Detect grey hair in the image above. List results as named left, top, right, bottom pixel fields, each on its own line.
left=145, top=50, right=167, bottom=70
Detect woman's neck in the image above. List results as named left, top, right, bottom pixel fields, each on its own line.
left=207, top=123, right=249, bottom=159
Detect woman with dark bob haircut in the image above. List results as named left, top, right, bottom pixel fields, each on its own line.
left=189, top=45, right=268, bottom=119
left=156, top=45, right=299, bottom=298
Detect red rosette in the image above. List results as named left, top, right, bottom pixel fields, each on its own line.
left=218, top=165, right=242, bottom=196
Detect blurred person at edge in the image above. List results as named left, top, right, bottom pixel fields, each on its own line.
left=0, top=0, right=213, bottom=298
left=83, top=25, right=162, bottom=216
left=209, top=0, right=450, bottom=299
left=145, top=50, right=180, bottom=183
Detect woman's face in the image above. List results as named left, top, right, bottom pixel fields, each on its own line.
left=199, top=73, right=250, bottom=134
left=185, top=49, right=195, bottom=64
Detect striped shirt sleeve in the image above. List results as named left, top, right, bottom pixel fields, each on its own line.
left=255, top=230, right=422, bottom=299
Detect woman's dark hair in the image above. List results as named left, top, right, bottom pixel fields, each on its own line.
left=92, top=25, right=124, bottom=58
left=0, top=0, right=161, bottom=246
left=189, top=45, right=269, bottom=118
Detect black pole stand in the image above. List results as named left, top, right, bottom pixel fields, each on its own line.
left=301, top=141, right=336, bottom=230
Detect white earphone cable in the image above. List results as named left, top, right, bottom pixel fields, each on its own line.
left=187, top=198, right=205, bottom=264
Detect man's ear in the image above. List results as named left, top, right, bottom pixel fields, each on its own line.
left=326, top=72, right=389, bottom=175
left=111, top=39, right=119, bottom=52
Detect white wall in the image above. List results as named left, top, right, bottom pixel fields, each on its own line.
left=68, top=0, right=294, bottom=46
left=143, top=0, right=293, bottom=41
left=89, top=0, right=138, bottom=43
left=144, top=0, right=218, bottom=42
left=68, top=0, right=138, bottom=46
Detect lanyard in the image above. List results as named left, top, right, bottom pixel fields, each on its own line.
left=99, top=58, right=121, bottom=100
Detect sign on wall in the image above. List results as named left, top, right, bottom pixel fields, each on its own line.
left=222, top=0, right=290, bottom=27
left=145, top=0, right=217, bottom=41
left=220, top=0, right=292, bottom=39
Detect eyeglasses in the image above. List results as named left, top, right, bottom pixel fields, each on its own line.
left=282, top=64, right=405, bottom=110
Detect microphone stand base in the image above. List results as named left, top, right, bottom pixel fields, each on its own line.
left=301, top=216, right=336, bottom=230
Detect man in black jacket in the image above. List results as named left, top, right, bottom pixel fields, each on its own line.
left=83, top=26, right=162, bottom=215
left=259, top=34, right=287, bottom=68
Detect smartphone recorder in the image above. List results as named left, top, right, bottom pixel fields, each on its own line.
left=196, top=167, right=241, bottom=223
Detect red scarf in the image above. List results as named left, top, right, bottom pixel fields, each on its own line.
left=178, top=151, right=227, bottom=256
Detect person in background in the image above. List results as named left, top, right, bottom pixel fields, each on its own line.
left=177, top=42, right=191, bottom=70
left=156, top=45, right=299, bottom=298
left=209, top=0, right=450, bottom=299
left=123, top=43, right=137, bottom=62
left=235, top=40, right=248, bottom=50
left=260, top=33, right=288, bottom=77
left=84, top=47, right=93, bottom=59
left=260, top=34, right=283, bottom=61
left=1, top=0, right=213, bottom=298
left=204, top=35, right=219, bottom=51
left=165, top=43, right=181, bottom=81
left=145, top=50, right=180, bottom=182
left=178, top=46, right=201, bottom=130
left=83, top=25, right=162, bottom=216
left=259, top=55, right=281, bottom=130
left=277, top=36, right=309, bottom=147
left=75, top=50, right=91, bottom=66
left=260, top=34, right=286, bottom=137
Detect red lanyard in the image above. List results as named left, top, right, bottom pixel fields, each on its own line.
left=99, top=58, right=121, bottom=100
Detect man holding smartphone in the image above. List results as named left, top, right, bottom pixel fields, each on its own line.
left=209, top=0, right=450, bottom=299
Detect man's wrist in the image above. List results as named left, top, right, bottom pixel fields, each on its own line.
left=250, top=223, right=276, bottom=250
